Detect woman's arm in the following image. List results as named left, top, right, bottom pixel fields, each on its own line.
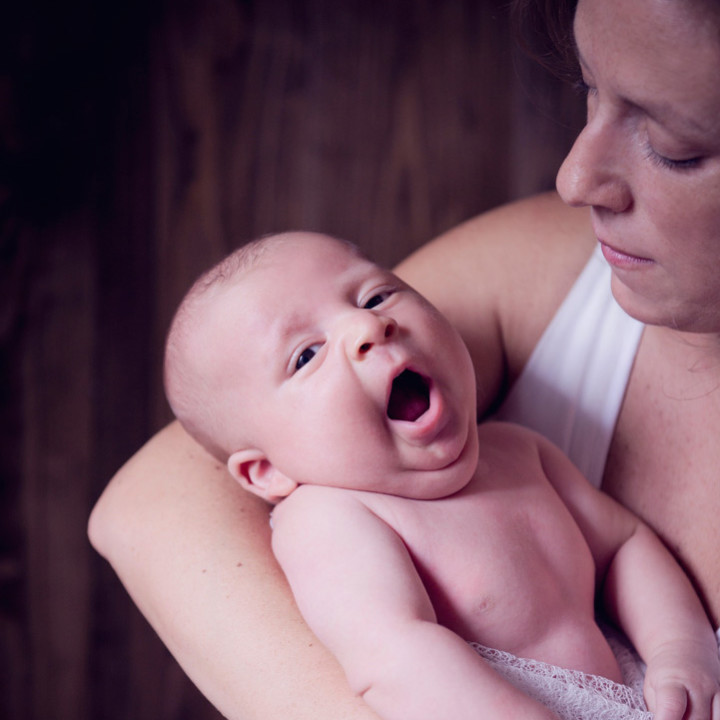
left=89, top=192, right=593, bottom=719
left=88, top=422, right=380, bottom=720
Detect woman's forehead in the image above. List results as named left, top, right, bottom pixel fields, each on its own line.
left=575, top=0, right=720, bottom=134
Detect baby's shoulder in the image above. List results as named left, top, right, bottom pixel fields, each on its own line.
left=271, top=484, right=376, bottom=534
left=475, top=421, right=598, bottom=505
left=271, top=485, right=404, bottom=565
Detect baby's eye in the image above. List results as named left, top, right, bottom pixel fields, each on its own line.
left=295, top=344, right=321, bottom=372
left=363, top=290, right=393, bottom=309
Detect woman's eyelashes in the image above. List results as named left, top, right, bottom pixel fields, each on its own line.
left=643, top=142, right=702, bottom=171
left=573, top=77, right=594, bottom=98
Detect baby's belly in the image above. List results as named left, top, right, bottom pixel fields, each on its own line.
left=437, top=580, right=624, bottom=682
left=427, top=547, right=623, bottom=682
left=516, top=616, right=623, bottom=683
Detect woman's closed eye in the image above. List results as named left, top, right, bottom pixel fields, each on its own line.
left=643, top=141, right=703, bottom=171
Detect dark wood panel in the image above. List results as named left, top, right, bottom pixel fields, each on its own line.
left=1, top=1, right=583, bottom=718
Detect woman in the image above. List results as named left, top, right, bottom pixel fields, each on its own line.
left=89, top=0, right=720, bottom=718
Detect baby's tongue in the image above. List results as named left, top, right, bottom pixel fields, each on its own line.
left=387, top=370, right=430, bottom=422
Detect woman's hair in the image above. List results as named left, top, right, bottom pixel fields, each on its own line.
left=510, top=0, right=580, bottom=84
left=511, top=0, right=720, bottom=84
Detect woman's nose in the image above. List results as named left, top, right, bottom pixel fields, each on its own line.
left=348, top=312, right=397, bottom=359
left=556, top=115, right=632, bottom=214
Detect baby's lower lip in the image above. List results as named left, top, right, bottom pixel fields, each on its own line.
left=390, top=384, right=448, bottom=445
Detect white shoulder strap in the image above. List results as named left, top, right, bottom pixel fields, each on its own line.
left=495, top=247, right=644, bottom=488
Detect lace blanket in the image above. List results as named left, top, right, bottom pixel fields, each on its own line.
left=470, top=633, right=652, bottom=720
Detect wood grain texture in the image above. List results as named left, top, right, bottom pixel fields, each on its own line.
left=1, top=1, right=583, bottom=717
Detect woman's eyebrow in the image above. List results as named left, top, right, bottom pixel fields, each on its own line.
left=646, top=101, right=715, bottom=138
left=576, top=50, right=714, bottom=139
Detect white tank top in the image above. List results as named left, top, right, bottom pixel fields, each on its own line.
left=494, top=247, right=644, bottom=488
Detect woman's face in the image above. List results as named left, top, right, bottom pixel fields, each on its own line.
left=556, top=0, right=720, bottom=332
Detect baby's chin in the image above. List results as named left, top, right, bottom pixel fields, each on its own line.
left=398, top=440, right=480, bottom=500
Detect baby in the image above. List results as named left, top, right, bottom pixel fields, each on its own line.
left=164, top=232, right=720, bottom=720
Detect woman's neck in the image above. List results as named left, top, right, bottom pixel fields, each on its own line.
left=646, top=325, right=720, bottom=398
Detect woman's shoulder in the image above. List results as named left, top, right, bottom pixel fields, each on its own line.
left=441, top=190, right=590, bottom=245
left=395, top=192, right=596, bottom=409
left=397, top=192, right=593, bottom=296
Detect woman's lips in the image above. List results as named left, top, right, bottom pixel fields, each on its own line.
left=599, top=240, right=653, bottom=269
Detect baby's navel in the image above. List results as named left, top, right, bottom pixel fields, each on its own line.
left=474, top=595, right=495, bottom=615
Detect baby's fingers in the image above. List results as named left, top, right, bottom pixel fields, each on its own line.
left=651, top=684, right=720, bottom=720
left=684, top=683, right=720, bottom=720
left=646, top=682, right=688, bottom=720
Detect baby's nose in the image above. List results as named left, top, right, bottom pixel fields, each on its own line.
left=352, top=314, right=397, bottom=357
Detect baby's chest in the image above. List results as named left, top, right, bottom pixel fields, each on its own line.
left=376, top=485, right=593, bottom=619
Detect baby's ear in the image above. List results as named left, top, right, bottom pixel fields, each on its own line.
left=227, top=449, right=298, bottom=503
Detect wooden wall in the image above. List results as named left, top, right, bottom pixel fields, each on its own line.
left=1, top=0, right=584, bottom=718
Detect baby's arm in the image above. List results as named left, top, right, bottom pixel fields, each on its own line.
left=604, top=522, right=720, bottom=720
left=271, top=485, right=560, bottom=720
left=536, top=432, right=720, bottom=720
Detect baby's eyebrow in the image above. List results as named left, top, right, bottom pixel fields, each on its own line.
left=268, top=310, right=307, bottom=356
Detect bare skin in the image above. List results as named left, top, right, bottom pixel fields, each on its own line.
left=89, top=195, right=596, bottom=720
left=270, top=423, right=623, bottom=720
left=88, top=0, right=720, bottom=716
left=160, top=234, right=716, bottom=719
left=604, top=326, right=720, bottom=630
left=89, top=192, right=720, bottom=719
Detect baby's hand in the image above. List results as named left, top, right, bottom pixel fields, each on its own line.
left=644, top=640, right=720, bottom=720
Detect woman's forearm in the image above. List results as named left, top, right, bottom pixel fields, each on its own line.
left=88, top=421, right=380, bottom=720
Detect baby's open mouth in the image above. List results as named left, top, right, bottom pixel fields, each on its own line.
left=387, top=369, right=430, bottom=422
